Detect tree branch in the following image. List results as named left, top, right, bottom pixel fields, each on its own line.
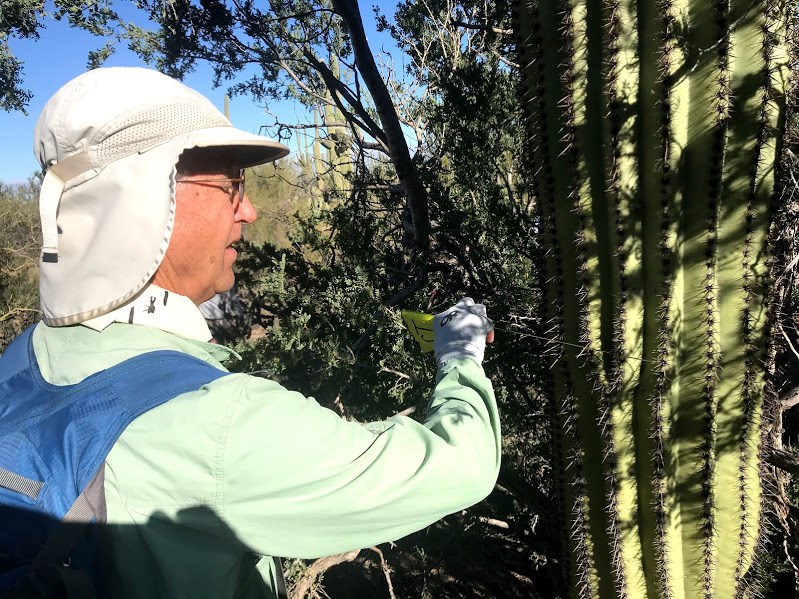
left=449, top=19, right=512, bottom=36
left=301, top=50, right=388, bottom=151
left=289, top=549, right=361, bottom=599
left=782, top=385, right=799, bottom=410
left=0, top=307, right=39, bottom=323
left=368, top=547, right=397, bottom=599
left=330, top=0, right=430, bottom=250
left=765, top=446, right=799, bottom=477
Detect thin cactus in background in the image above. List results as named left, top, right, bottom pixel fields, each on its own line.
left=313, top=108, right=324, bottom=172
left=320, top=54, right=353, bottom=192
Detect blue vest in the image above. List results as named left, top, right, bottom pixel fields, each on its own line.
left=0, top=325, right=229, bottom=594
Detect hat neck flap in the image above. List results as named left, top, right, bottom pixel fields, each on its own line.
left=39, top=151, right=94, bottom=263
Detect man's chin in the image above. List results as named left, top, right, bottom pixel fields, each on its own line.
left=215, top=272, right=236, bottom=296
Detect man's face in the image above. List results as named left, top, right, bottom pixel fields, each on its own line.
left=153, top=152, right=257, bottom=304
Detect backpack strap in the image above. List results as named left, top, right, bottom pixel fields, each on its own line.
left=8, top=329, right=232, bottom=499
left=1, top=327, right=232, bottom=597
left=12, top=468, right=108, bottom=599
left=30, top=345, right=231, bottom=551
left=33, top=467, right=106, bottom=570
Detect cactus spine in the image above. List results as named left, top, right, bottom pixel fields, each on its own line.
left=514, top=0, right=793, bottom=597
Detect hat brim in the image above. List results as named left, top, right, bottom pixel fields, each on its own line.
left=159, top=126, right=290, bottom=169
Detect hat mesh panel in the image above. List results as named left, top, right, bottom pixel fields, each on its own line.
left=91, top=102, right=230, bottom=167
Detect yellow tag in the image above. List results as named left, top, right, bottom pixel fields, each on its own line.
left=401, top=310, right=435, bottom=353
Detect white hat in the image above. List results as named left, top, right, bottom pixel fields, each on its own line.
left=34, top=66, right=289, bottom=326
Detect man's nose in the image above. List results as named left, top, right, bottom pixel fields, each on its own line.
left=236, top=193, right=257, bottom=224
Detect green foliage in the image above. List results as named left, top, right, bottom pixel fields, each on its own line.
left=0, top=0, right=40, bottom=110
left=232, top=237, right=436, bottom=420
left=0, top=0, right=119, bottom=111
left=0, top=0, right=41, bottom=35
left=0, top=175, right=40, bottom=350
left=125, top=0, right=343, bottom=107
left=0, top=39, right=28, bottom=111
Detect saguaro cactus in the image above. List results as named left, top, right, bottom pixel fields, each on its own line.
left=514, top=0, right=793, bottom=597
left=321, top=55, right=353, bottom=192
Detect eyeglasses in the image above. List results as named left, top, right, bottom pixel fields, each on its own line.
left=176, top=170, right=246, bottom=210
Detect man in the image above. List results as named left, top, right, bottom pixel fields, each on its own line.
left=1, top=67, right=499, bottom=598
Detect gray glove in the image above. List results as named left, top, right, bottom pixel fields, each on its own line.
left=433, top=297, right=494, bottom=366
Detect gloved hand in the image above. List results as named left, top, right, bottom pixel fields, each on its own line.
left=433, top=297, right=494, bottom=366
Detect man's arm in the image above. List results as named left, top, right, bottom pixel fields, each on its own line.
left=218, top=354, right=500, bottom=559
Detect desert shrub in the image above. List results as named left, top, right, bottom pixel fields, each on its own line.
left=0, top=177, right=40, bottom=351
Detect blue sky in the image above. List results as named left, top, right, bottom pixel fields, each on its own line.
left=0, top=3, right=400, bottom=184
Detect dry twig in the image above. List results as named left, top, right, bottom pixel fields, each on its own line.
left=369, top=546, right=397, bottom=599
left=290, top=550, right=361, bottom=599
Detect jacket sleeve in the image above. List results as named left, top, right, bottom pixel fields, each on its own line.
left=218, top=357, right=501, bottom=559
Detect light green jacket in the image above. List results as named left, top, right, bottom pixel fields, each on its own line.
left=31, top=321, right=501, bottom=598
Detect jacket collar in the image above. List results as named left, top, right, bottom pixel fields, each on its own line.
left=82, top=283, right=213, bottom=342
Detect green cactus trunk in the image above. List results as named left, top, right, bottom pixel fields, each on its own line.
left=514, top=0, right=793, bottom=597
left=321, top=55, right=353, bottom=192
